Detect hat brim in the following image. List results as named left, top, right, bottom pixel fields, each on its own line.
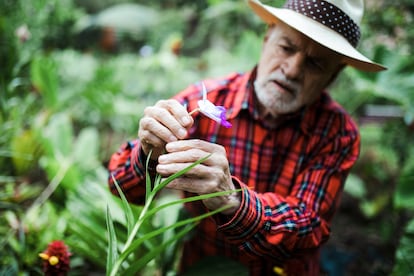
left=248, top=0, right=386, bottom=72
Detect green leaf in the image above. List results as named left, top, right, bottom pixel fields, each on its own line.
left=42, top=112, right=74, bottom=157
left=120, top=205, right=229, bottom=275
left=66, top=238, right=106, bottom=268
left=106, top=205, right=118, bottom=275
left=39, top=157, right=79, bottom=191
left=30, top=55, right=58, bottom=109
left=145, top=150, right=153, bottom=202
left=10, top=129, right=42, bottom=175
left=72, top=127, right=100, bottom=169
left=68, top=217, right=108, bottom=250
left=391, top=218, right=414, bottom=275
left=112, top=175, right=135, bottom=236
left=109, top=154, right=234, bottom=275
left=394, top=152, right=414, bottom=211
left=152, top=154, right=211, bottom=195
left=344, top=173, right=366, bottom=199
left=122, top=224, right=196, bottom=276
left=142, top=189, right=239, bottom=222
left=359, top=193, right=390, bottom=218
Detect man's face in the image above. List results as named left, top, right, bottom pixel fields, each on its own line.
left=255, top=22, right=344, bottom=118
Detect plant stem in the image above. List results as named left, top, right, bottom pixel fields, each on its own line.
left=109, top=192, right=156, bottom=276
left=188, top=108, right=199, bottom=116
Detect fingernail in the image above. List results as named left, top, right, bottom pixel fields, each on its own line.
left=182, top=116, right=190, bottom=125
left=178, top=128, right=187, bottom=138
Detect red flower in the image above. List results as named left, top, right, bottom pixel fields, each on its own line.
left=39, top=240, right=71, bottom=276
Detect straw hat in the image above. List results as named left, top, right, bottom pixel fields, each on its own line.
left=248, top=0, right=386, bottom=72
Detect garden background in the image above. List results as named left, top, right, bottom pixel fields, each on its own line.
left=1, top=0, right=414, bottom=275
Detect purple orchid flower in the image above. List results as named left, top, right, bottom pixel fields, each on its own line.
left=189, top=82, right=232, bottom=128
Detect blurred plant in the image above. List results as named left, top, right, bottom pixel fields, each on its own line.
left=0, top=202, right=68, bottom=275
left=333, top=44, right=414, bottom=274
left=392, top=217, right=414, bottom=275
left=334, top=45, right=413, bottom=223
left=333, top=46, right=414, bottom=122
left=391, top=147, right=414, bottom=275
left=362, top=0, right=414, bottom=55
left=344, top=124, right=400, bottom=219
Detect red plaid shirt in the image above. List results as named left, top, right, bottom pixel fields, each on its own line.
left=108, top=68, right=360, bottom=275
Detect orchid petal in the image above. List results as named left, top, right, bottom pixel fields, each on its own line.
left=197, top=99, right=232, bottom=128
left=190, top=82, right=232, bottom=128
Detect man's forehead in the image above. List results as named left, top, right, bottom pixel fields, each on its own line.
left=270, top=24, right=342, bottom=59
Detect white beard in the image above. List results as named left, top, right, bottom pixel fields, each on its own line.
left=253, top=72, right=302, bottom=117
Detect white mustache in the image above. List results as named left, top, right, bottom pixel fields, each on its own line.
left=266, top=73, right=300, bottom=95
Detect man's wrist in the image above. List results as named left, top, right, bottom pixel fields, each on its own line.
left=220, top=191, right=241, bottom=215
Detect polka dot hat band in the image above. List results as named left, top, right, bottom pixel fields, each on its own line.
left=284, top=0, right=360, bottom=47
left=248, top=0, right=386, bottom=72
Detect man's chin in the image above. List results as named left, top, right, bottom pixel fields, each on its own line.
left=264, top=102, right=297, bottom=116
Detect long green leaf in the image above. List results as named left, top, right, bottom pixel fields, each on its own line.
left=112, top=175, right=135, bottom=235
left=122, top=224, right=196, bottom=276
left=141, top=189, right=241, bottom=222
left=152, top=154, right=211, bottom=195
left=106, top=205, right=118, bottom=275
left=65, top=238, right=106, bottom=268
left=145, top=149, right=154, bottom=202
left=109, top=154, right=223, bottom=275
left=120, top=154, right=211, bottom=252
left=118, top=204, right=230, bottom=265
left=68, top=220, right=108, bottom=250
left=120, top=188, right=238, bottom=261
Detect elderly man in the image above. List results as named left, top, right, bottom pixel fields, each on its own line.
left=108, top=0, right=385, bottom=274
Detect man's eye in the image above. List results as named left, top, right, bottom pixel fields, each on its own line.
left=279, top=45, right=293, bottom=53
left=307, top=59, right=324, bottom=71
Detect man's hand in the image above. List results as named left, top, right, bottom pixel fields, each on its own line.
left=156, top=139, right=241, bottom=215
left=138, top=99, right=193, bottom=160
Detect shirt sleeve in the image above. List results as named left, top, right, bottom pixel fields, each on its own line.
left=216, top=131, right=360, bottom=260
left=107, top=139, right=151, bottom=204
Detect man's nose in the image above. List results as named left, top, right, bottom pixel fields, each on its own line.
left=282, top=53, right=304, bottom=80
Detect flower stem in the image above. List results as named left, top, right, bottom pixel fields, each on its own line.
left=188, top=108, right=199, bottom=116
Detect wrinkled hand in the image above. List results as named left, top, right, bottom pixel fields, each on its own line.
left=156, top=139, right=241, bottom=215
left=138, top=99, right=193, bottom=160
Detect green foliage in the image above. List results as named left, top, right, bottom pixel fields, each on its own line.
left=392, top=218, right=414, bottom=275
left=0, top=202, right=67, bottom=275
left=10, top=129, right=43, bottom=176
left=344, top=123, right=398, bottom=218
left=333, top=46, right=414, bottom=121
left=31, top=56, right=59, bottom=110
left=64, top=169, right=129, bottom=270
left=394, top=148, right=414, bottom=211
